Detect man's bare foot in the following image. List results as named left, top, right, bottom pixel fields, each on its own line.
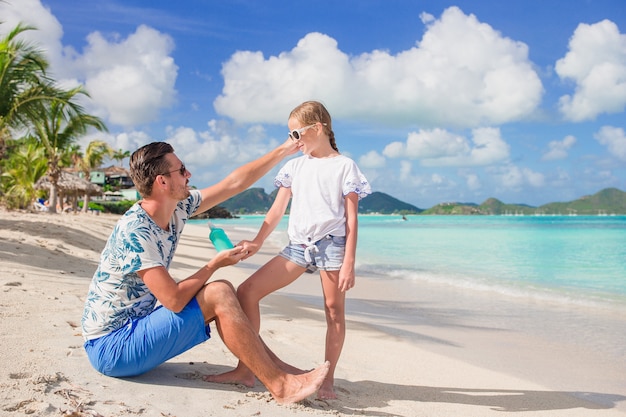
left=272, top=361, right=330, bottom=405
left=317, top=380, right=337, bottom=400
left=278, top=362, right=308, bottom=375
left=203, top=368, right=256, bottom=388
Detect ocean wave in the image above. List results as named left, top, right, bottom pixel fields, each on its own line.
left=356, top=263, right=626, bottom=312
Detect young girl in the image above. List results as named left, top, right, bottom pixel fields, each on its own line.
left=205, top=101, right=371, bottom=399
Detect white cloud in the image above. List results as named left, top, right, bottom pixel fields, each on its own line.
left=394, top=161, right=453, bottom=190
left=525, top=168, right=546, bottom=187
left=383, top=127, right=509, bottom=167
left=490, top=165, right=545, bottom=189
left=0, top=2, right=179, bottom=128
left=83, top=120, right=284, bottom=188
left=383, top=128, right=468, bottom=159
left=74, top=26, right=178, bottom=126
left=594, top=125, right=626, bottom=161
left=464, top=173, right=482, bottom=190
left=399, top=160, right=413, bottom=182
left=550, top=168, right=572, bottom=186
left=381, top=141, right=405, bottom=158
left=72, top=130, right=155, bottom=167
left=159, top=119, right=282, bottom=188
left=110, top=131, right=154, bottom=153
left=215, top=33, right=351, bottom=124
left=0, top=0, right=65, bottom=71
left=359, top=151, right=386, bottom=168
left=166, top=122, right=260, bottom=167
left=542, top=135, right=577, bottom=161
left=215, top=6, right=543, bottom=128
left=556, top=20, right=626, bottom=121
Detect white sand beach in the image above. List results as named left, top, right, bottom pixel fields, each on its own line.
left=1, top=209, right=625, bottom=416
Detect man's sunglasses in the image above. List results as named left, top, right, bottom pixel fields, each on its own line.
left=162, top=164, right=187, bottom=176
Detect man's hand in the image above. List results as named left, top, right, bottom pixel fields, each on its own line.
left=209, top=245, right=247, bottom=269
left=281, top=137, right=299, bottom=155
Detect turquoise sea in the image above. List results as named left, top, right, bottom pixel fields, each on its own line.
left=193, top=214, right=626, bottom=309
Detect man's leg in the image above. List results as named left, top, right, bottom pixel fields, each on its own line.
left=84, top=299, right=210, bottom=377
left=205, top=256, right=307, bottom=386
left=196, top=280, right=329, bottom=404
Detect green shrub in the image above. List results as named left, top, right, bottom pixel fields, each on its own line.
left=78, top=200, right=134, bottom=214
left=100, top=200, right=135, bottom=214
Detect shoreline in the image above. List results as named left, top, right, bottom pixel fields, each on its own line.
left=1, top=210, right=625, bottom=416
left=201, top=214, right=626, bottom=309
left=178, top=221, right=626, bottom=410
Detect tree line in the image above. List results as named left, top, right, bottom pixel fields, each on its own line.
left=0, top=23, right=128, bottom=213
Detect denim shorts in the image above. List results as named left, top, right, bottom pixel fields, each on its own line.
left=279, top=235, right=346, bottom=273
left=84, top=297, right=210, bottom=377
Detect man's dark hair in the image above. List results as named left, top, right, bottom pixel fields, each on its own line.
left=129, top=142, right=174, bottom=197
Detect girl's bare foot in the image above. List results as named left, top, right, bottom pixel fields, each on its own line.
left=273, top=361, right=330, bottom=405
left=203, top=367, right=256, bottom=388
left=316, top=379, right=337, bottom=400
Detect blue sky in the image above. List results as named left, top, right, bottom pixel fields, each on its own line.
left=2, top=0, right=626, bottom=208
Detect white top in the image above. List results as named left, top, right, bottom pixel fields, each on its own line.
left=81, top=190, right=202, bottom=341
left=275, top=154, right=371, bottom=245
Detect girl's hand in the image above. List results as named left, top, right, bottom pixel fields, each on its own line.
left=237, top=240, right=262, bottom=260
left=338, top=266, right=355, bottom=292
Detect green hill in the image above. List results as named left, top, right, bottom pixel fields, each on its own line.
left=478, top=198, right=536, bottom=215
left=539, top=187, right=626, bottom=215
left=220, top=188, right=420, bottom=215
left=422, top=201, right=481, bottom=215
left=358, top=191, right=422, bottom=214
left=220, top=187, right=275, bottom=214
left=211, top=186, right=626, bottom=217
left=420, top=188, right=626, bottom=215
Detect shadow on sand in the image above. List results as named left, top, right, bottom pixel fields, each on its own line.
left=128, top=362, right=626, bottom=416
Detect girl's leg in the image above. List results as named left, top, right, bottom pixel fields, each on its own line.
left=318, top=270, right=346, bottom=400
left=204, top=256, right=305, bottom=386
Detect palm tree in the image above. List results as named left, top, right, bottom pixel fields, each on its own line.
left=31, top=87, right=108, bottom=213
left=76, top=140, right=113, bottom=212
left=0, top=23, right=76, bottom=162
left=0, top=138, right=47, bottom=209
left=112, top=148, right=131, bottom=167
left=66, top=144, right=82, bottom=167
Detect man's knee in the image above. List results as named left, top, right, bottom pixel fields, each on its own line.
left=204, top=279, right=237, bottom=302
left=212, top=279, right=236, bottom=292
left=197, top=279, right=238, bottom=318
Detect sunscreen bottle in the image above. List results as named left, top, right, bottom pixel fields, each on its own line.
left=208, top=222, right=234, bottom=252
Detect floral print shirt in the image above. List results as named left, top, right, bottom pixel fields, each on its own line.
left=81, top=190, right=202, bottom=341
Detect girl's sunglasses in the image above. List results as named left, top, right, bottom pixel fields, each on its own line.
left=288, top=124, right=317, bottom=141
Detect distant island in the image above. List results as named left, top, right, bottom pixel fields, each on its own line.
left=424, top=187, right=626, bottom=216
left=200, top=187, right=626, bottom=217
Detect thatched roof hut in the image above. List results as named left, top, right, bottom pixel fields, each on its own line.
left=35, top=171, right=103, bottom=196
left=34, top=171, right=103, bottom=213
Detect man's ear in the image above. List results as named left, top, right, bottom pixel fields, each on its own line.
left=154, top=174, right=167, bottom=190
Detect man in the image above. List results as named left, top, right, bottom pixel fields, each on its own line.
left=81, top=140, right=329, bottom=404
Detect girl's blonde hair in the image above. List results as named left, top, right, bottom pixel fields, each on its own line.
left=289, top=101, right=338, bottom=152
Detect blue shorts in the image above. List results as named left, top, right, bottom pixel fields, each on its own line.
left=279, top=235, right=345, bottom=273
left=84, top=297, right=210, bottom=377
